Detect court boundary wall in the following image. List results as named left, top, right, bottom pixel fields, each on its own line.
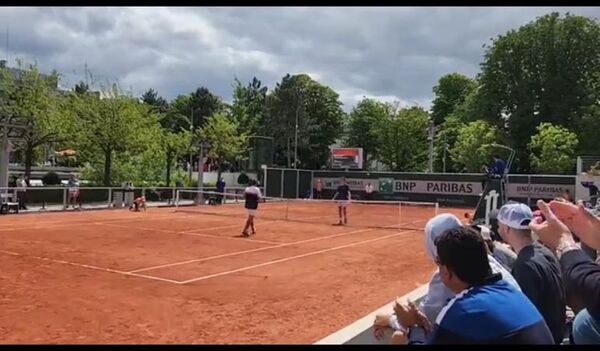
left=314, top=284, right=428, bottom=344
left=262, top=167, right=577, bottom=208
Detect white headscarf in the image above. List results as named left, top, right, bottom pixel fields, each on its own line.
left=419, top=213, right=521, bottom=322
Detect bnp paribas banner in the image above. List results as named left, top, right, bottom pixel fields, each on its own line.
left=318, top=177, right=380, bottom=191
left=316, top=177, right=482, bottom=196
left=315, top=177, right=572, bottom=199
left=505, top=183, right=575, bottom=199
left=392, top=179, right=482, bottom=196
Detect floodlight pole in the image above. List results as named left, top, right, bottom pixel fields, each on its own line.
left=427, top=119, right=436, bottom=173
left=196, top=140, right=209, bottom=205
left=0, top=129, right=9, bottom=190
left=294, top=90, right=303, bottom=169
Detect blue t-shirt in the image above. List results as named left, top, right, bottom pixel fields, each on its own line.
left=409, top=275, right=554, bottom=344
left=491, top=159, right=506, bottom=177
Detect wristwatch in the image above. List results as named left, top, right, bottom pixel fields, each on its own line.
left=407, top=325, right=426, bottom=342
left=556, top=239, right=580, bottom=259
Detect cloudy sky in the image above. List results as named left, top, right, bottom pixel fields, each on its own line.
left=1, top=7, right=598, bottom=110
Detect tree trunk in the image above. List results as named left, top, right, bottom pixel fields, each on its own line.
left=103, top=149, right=112, bottom=186
left=24, top=141, right=34, bottom=186
left=217, top=157, right=223, bottom=180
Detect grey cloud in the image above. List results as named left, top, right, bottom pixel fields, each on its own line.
left=1, top=6, right=599, bottom=111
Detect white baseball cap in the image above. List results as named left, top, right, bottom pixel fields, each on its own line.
left=497, top=202, right=533, bottom=230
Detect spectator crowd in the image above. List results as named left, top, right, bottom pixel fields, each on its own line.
left=373, top=195, right=600, bottom=344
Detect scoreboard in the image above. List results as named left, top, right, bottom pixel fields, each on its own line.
left=331, top=148, right=363, bottom=170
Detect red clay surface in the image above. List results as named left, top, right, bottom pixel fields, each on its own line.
left=0, top=203, right=471, bottom=343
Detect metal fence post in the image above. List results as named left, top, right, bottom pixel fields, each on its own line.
left=262, top=165, right=268, bottom=197
left=280, top=169, right=284, bottom=198
left=310, top=170, right=315, bottom=199
left=62, top=188, right=67, bottom=210
left=108, top=188, right=112, bottom=208
left=296, top=169, right=300, bottom=198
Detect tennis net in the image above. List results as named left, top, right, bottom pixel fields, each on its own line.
left=175, top=190, right=438, bottom=231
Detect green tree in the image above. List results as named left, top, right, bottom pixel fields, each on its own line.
left=230, top=77, right=267, bottom=136
left=167, top=87, right=223, bottom=182
left=264, top=74, right=344, bottom=169
left=529, top=123, right=578, bottom=174
left=188, top=87, right=223, bottom=127
left=433, top=114, right=466, bottom=172
left=344, top=98, right=390, bottom=169
left=430, top=73, right=477, bottom=125
left=71, top=84, right=162, bottom=185
left=140, top=89, right=191, bottom=186
left=378, top=106, right=429, bottom=171
left=161, top=130, right=191, bottom=187
left=451, top=120, right=501, bottom=172
left=74, top=81, right=90, bottom=95
left=165, top=94, right=193, bottom=132
left=198, top=113, right=247, bottom=179
left=264, top=74, right=307, bottom=167
left=141, top=88, right=169, bottom=114
left=478, top=12, right=600, bottom=170
left=0, top=60, right=67, bottom=180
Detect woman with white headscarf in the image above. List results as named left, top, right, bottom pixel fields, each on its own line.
left=373, top=213, right=521, bottom=339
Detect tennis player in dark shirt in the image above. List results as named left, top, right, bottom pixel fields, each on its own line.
left=332, top=177, right=351, bottom=225
left=242, top=179, right=262, bottom=237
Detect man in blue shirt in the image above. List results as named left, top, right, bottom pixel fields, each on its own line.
left=216, top=177, right=226, bottom=205
left=394, top=227, right=554, bottom=344
left=491, top=155, right=507, bottom=178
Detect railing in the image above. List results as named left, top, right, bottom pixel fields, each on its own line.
left=0, top=186, right=253, bottom=212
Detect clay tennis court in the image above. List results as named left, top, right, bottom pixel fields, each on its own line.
left=0, top=201, right=470, bottom=343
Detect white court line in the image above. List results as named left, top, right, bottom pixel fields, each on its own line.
left=0, top=249, right=180, bottom=284
left=128, top=227, right=378, bottom=273
left=0, top=209, right=182, bottom=227
left=179, top=219, right=280, bottom=233
left=128, top=218, right=426, bottom=274
left=180, top=213, right=338, bottom=234
left=181, top=232, right=280, bottom=245
left=178, top=229, right=417, bottom=284
left=96, top=222, right=281, bottom=246
left=0, top=219, right=426, bottom=285
left=0, top=212, right=199, bottom=232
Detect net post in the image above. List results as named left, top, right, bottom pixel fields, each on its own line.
left=107, top=188, right=112, bottom=208
left=435, top=202, right=439, bottom=215
left=175, top=189, right=180, bottom=208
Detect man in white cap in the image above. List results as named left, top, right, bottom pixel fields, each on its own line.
left=496, top=201, right=567, bottom=344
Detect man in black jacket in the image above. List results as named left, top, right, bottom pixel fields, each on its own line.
left=496, top=202, right=567, bottom=344
left=530, top=200, right=600, bottom=344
